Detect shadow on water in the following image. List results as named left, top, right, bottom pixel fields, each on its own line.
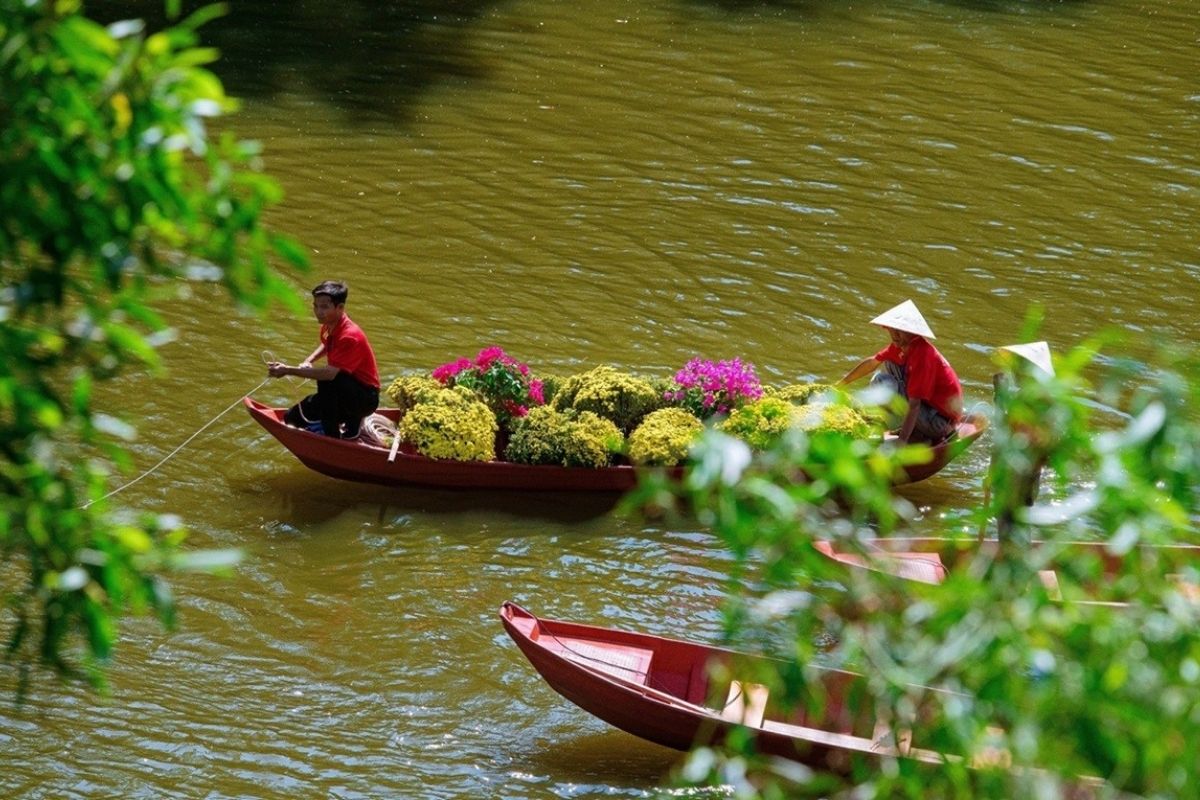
left=230, top=468, right=623, bottom=525
left=90, top=0, right=512, bottom=123
left=677, top=0, right=1092, bottom=14
left=520, top=729, right=680, bottom=786
left=89, top=0, right=1095, bottom=127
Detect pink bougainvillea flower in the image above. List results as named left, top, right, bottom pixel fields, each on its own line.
left=432, top=357, right=471, bottom=383
left=430, top=346, right=544, bottom=426
left=475, top=345, right=506, bottom=369
left=669, top=357, right=762, bottom=419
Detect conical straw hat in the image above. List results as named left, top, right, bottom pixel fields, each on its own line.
left=870, top=300, right=935, bottom=339
left=999, top=341, right=1054, bottom=376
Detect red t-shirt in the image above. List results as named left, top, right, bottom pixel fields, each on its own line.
left=321, top=315, right=380, bottom=389
left=874, top=337, right=963, bottom=422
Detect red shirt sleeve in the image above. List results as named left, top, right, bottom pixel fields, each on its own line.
left=874, top=343, right=904, bottom=364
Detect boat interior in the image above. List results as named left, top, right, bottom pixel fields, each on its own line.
left=513, top=608, right=940, bottom=761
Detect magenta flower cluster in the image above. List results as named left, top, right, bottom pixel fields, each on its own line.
left=666, top=357, right=763, bottom=419
left=433, top=346, right=544, bottom=423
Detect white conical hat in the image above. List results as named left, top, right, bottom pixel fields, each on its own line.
left=870, top=300, right=935, bottom=339
left=999, top=341, right=1054, bottom=376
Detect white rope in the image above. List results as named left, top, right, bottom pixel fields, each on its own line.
left=82, top=377, right=272, bottom=509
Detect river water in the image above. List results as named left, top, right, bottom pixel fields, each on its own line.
left=3, top=1, right=1198, bottom=797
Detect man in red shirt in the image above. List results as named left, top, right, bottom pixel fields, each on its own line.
left=837, top=299, right=963, bottom=443
left=268, top=280, right=380, bottom=439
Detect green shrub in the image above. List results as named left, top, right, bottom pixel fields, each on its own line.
left=719, top=397, right=798, bottom=450
left=552, top=365, right=664, bottom=432
left=399, top=387, right=497, bottom=461
left=384, top=374, right=443, bottom=415
left=628, top=408, right=705, bottom=466
left=764, top=382, right=834, bottom=405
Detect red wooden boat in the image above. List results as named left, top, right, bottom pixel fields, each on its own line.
left=244, top=398, right=657, bottom=491
left=888, top=411, right=987, bottom=484
left=244, top=398, right=985, bottom=491
left=814, top=537, right=1200, bottom=599
left=500, top=602, right=947, bottom=769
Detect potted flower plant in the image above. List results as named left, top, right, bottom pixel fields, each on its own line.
left=664, top=357, right=763, bottom=420
left=431, top=346, right=545, bottom=441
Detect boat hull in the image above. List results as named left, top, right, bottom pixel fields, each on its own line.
left=499, top=602, right=936, bottom=769
left=244, top=398, right=652, bottom=491
left=245, top=398, right=984, bottom=491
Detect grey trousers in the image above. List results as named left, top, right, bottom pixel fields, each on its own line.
left=870, top=361, right=956, bottom=443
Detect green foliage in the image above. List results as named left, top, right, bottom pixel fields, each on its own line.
left=399, top=387, right=498, bottom=462
left=628, top=407, right=704, bottom=466
left=551, top=365, right=664, bottom=433
left=632, top=336, right=1200, bottom=799
left=1, top=1, right=305, bottom=692
left=383, top=373, right=441, bottom=416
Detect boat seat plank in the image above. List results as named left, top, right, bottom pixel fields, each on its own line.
left=722, top=680, right=769, bottom=727
left=556, top=638, right=654, bottom=685
left=872, top=719, right=913, bottom=755
left=819, top=548, right=947, bottom=584
left=761, top=719, right=945, bottom=765
left=763, top=719, right=889, bottom=755
left=882, top=554, right=947, bottom=584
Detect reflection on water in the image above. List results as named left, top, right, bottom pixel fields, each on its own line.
left=235, top=469, right=624, bottom=525
left=6, top=0, right=1198, bottom=797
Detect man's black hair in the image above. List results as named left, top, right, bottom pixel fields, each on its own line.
left=312, top=280, right=349, bottom=306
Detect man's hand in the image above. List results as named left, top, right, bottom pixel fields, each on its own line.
left=267, top=361, right=291, bottom=378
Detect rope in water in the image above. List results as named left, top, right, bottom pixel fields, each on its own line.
left=82, top=377, right=271, bottom=509
left=82, top=351, right=294, bottom=509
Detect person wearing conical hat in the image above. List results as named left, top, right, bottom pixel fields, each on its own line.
left=997, top=341, right=1054, bottom=378
left=837, top=299, right=963, bottom=444
left=990, top=341, right=1055, bottom=537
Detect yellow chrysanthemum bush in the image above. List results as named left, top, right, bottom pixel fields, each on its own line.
left=552, top=365, right=665, bottom=433
left=506, top=405, right=568, bottom=465
left=763, top=382, right=834, bottom=405
left=793, top=401, right=878, bottom=439
left=384, top=374, right=443, bottom=416
left=627, top=407, right=705, bottom=466
left=507, top=405, right=625, bottom=468
left=721, top=394, right=880, bottom=450
left=717, top=396, right=798, bottom=450
left=398, top=386, right=498, bottom=461
left=561, top=411, right=625, bottom=468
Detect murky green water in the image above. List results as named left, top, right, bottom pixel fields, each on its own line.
left=4, top=1, right=1198, bottom=797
